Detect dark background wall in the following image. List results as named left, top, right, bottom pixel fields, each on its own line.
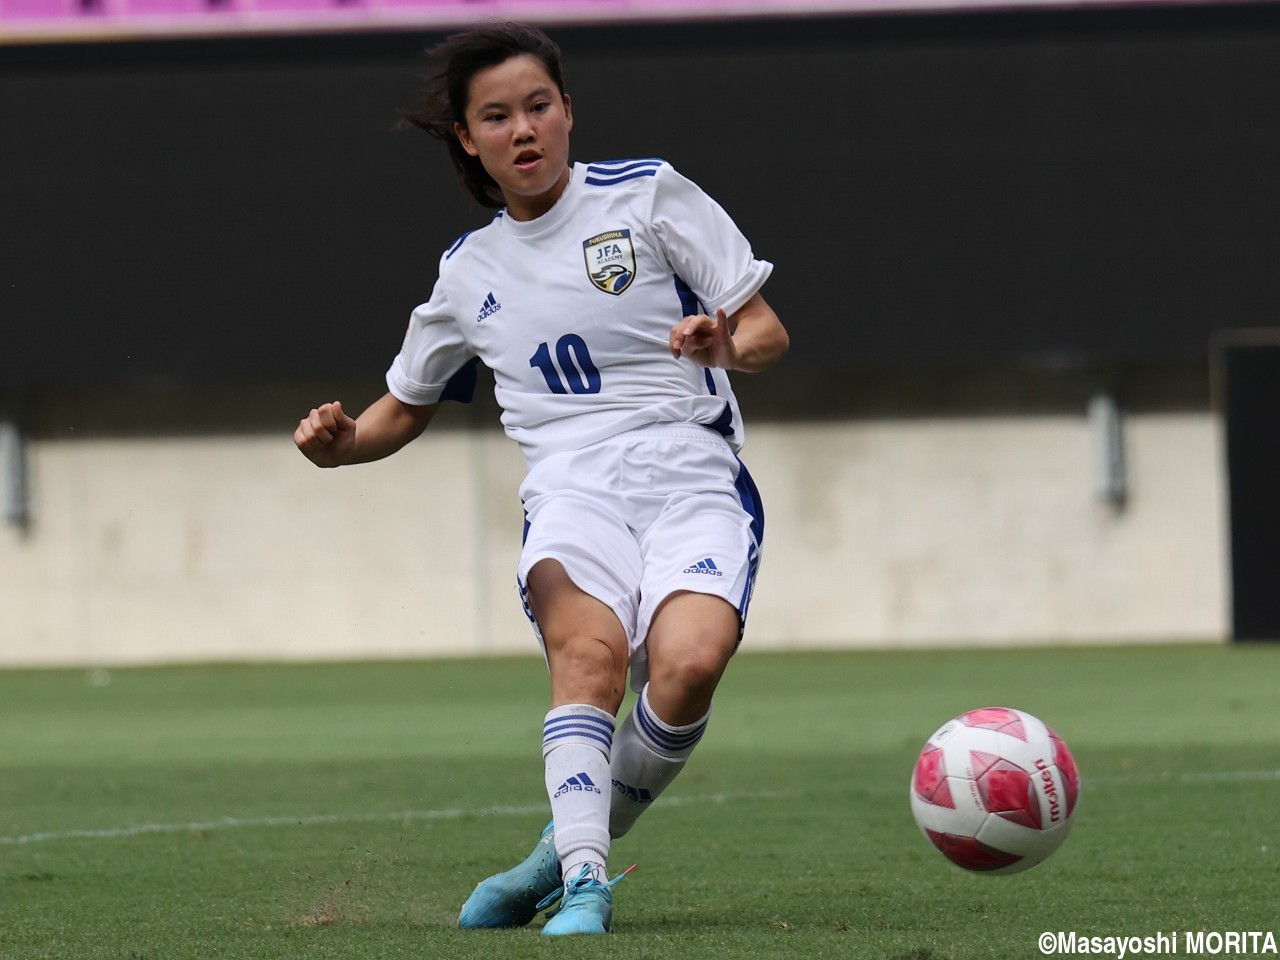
left=2, top=3, right=1278, bottom=391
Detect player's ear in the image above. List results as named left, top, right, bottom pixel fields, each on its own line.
left=454, top=122, right=479, bottom=157
left=562, top=92, right=573, bottom=133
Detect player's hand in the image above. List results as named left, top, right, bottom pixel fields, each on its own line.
left=670, top=307, right=739, bottom=370
left=294, top=401, right=357, bottom=468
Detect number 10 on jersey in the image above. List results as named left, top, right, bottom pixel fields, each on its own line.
left=529, top=334, right=601, bottom=394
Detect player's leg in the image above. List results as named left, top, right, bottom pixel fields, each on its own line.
left=458, top=563, right=630, bottom=932
left=608, top=436, right=763, bottom=840
left=529, top=558, right=628, bottom=879
left=459, top=452, right=641, bottom=932
left=461, top=438, right=646, bottom=934
left=608, top=592, right=739, bottom=839
left=526, top=559, right=634, bottom=935
left=644, top=591, right=740, bottom=722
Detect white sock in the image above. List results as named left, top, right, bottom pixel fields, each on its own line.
left=608, top=683, right=711, bottom=839
left=543, top=703, right=614, bottom=881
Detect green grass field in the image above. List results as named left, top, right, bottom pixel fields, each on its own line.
left=2, top=643, right=1278, bottom=959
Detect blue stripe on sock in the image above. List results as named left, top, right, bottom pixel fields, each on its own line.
left=635, top=699, right=707, bottom=754
left=544, top=715, right=615, bottom=737
left=544, top=712, right=615, bottom=730
left=543, top=712, right=615, bottom=753
left=542, top=726, right=613, bottom=750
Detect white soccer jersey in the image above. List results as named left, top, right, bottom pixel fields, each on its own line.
left=385, top=158, right=773, bottom=467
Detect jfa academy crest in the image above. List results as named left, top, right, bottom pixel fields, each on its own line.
left=583, top=229, right=635, bottom=295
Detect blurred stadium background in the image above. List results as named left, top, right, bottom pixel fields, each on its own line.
left=1, top=0, right=1277, bottom=668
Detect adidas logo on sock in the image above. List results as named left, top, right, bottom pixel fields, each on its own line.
left=477, top=291, right=502, bottom=321
left=553, top=772, right=602, bottom=798
left=682, top=557, right=723, bottom=576
left=612, top=779, right=654, bottom=804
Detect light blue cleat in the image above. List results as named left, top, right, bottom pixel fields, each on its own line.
left=457, top=821, right=561, bottom=929
left=538, top=863, right=635, bottom=937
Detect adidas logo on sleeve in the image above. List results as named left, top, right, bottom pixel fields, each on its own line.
left=476, top=291, right=502, bottom=321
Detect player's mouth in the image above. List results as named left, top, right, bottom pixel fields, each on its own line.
left=514, top=150, right=542, bottom=172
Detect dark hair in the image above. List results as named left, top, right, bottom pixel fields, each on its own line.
left=401, top=22, right=567, bottom=209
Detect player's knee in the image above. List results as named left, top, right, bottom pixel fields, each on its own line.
left=650, top=641, right=732, bottom=700
left=549, top=633, right=627, bottom=710
left=552, top=631, right=622, bottom=668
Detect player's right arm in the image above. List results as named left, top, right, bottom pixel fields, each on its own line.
left=294, top=393, right=438, bottom=468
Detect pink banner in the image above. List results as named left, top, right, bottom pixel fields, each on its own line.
left=0, top=0, right=1256, bottom=44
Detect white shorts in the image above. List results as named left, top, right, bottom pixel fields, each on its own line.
left=516, top=422, right=765, bottom=692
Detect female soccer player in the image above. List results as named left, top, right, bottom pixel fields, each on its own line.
left=294, top=22, right=789, bottom=936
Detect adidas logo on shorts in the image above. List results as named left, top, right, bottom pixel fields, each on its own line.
left=683, top=557, right=723, bottom=576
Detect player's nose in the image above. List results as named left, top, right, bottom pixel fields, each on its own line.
left=512, top=111, right=536, bottom=141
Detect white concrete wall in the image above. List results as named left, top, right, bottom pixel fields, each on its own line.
left=0, top=412, right=1226, bottom=667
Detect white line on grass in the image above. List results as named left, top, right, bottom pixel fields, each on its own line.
left=0, top=790, right=788, bottom=847
left=8, top=771, right=1272, bottom=847
left=1087, top=769, right=1280, bottom=788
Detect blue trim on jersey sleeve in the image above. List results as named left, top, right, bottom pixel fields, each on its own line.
left=584, top=159, right=664, bottom=186
left=673, top=275, right=703, bottom=317
left=706, top=400, right=734, bottom=438
left=446, top=211, right=504, bottom=259
left=585, top=168, right=661, bottom=186
left=439, top=356, right=481, bottom=403
left=445, top=231, right=472, bottom=260
left=675, top=275, right=733, bottom=436
left=587, top=158, right=665, bottom=174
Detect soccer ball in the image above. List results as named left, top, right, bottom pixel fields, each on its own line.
left=910, top=706, right=1080, bottom=875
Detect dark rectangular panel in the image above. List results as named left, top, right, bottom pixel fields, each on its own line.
left=1217, top=335, right=1280, bottom=642
left=2, top=6, right=1279, bottom=387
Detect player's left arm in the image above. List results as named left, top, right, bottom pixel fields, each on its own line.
left=670, top=291, right=789, bottom=373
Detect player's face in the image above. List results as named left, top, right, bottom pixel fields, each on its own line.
left=455, top=54, right=574, bottom=221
